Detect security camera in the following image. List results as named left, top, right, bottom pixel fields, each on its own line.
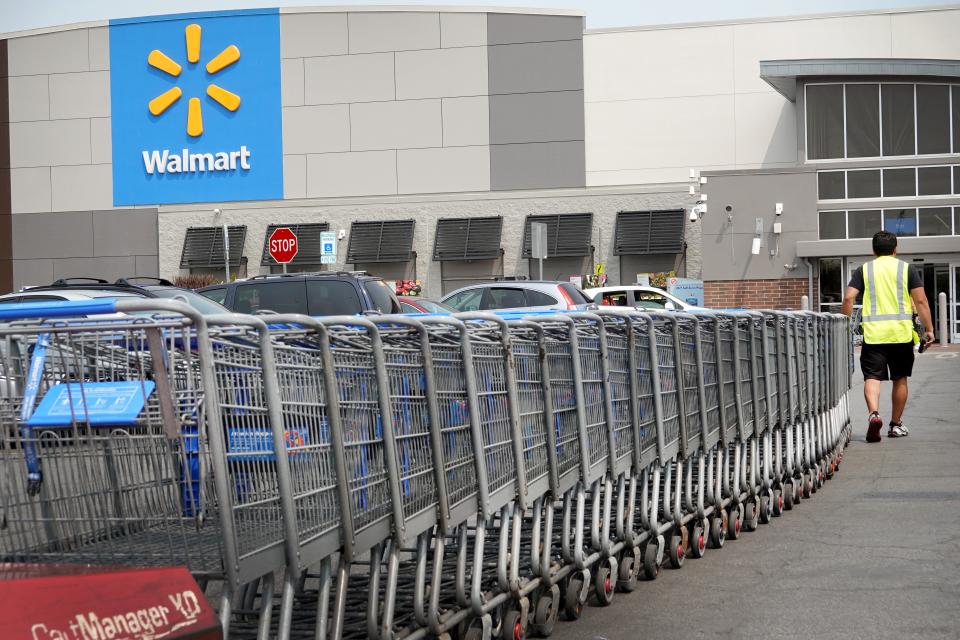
left=775, top=203, right=784, bottom=216
left=689, top=210, right=699, bottom=222
left=337, top=229, right=346, bottom=240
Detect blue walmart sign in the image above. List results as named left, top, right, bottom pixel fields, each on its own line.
left=109, top=9, right=283, bottom=205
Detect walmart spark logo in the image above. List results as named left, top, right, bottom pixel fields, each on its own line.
left=147, top=24, right=241, bottom=136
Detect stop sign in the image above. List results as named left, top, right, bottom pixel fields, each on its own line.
left=268, top=227, right=298, bottom=264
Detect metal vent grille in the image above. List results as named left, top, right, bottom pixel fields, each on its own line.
left=346, top=220, right=415, bottom=263
left=521, top=213, right=593, bottom=258
left=180, top=226, right=247, bottom=268
left=433, top=216, right=504, bottom=261
left=614, top=210, right=685, bottom=255
left=260, top=223, right=329, bottom=265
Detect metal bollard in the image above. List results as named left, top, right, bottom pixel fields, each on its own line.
left=939, top=292, right=948, bottom=347
left=800, top=295, right=809, bottom=311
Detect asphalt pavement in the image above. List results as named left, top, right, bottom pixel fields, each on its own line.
left=550, top=344, right=960, bottom=640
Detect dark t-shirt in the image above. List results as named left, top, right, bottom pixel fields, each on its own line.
left=848, top=262, right=922, bottom=292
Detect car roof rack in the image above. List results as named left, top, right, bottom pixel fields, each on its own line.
left=115, top=277, right=175, bottom=287
left=50, top=277, right=111, bottom=286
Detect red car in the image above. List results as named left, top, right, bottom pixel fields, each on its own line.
left=398, top=297, right=454, bottom=314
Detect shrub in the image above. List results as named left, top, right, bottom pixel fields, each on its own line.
left=173, top=274, right=222, bottom=290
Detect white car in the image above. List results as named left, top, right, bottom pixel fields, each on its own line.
left=582, top=285, right=706, bottom=311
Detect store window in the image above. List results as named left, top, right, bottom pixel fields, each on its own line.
left=917, top=84, right=950, bottom=155
left=883, top=208, right=917, bottom=237
left=819, top=258, right=843, bottom=311
left=847, top=169, right=881, bottom=199
left=818, top=211, right=846, bottom=239
left=806, top=84, right=844, bottom=160
left=848, top=209, right=882, bottom=239
left=882, top=168, right=916, bottom=197
left=918, top=166, right=952, bottom=196
left=818, top=171, right=846, bottom=200
left=918, top=207, right=953, bottom=236
left=807, top=82, right=959, bottom=160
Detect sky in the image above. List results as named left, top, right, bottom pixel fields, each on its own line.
left=1, top=0, right=958, bottom=33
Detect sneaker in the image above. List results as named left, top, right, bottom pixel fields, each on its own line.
left=866, top=412, right=883, bottom=443
left=888, top=422, right=909, bottom=438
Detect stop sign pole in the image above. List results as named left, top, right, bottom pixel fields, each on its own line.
left=268, top=227, right=298, bottom=273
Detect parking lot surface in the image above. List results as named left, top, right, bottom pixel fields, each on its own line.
left=552, top=346, right=960, bottom=640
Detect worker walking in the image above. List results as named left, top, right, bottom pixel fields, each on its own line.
left=842, top=231, right=935, bottom=443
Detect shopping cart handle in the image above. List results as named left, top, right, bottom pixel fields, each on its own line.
left=0, top=299, right=117, bottom=320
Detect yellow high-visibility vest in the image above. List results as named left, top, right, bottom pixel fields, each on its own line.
left=860, top=255, right=914, bottom=344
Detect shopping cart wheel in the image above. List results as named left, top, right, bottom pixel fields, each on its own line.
left=501, top=609, right=525, bottom=640
left=759, top=494, right=771, bottom=525
left=616, top=547, right=639, bottom=592
left=593, top=559, right=615, bottom=606
left=642, top=541, right=660, bottom=580
left=667, top=529, right=685, bottom=569
left=802, top=473, right=813, bottom=499
left=782, top=483, right=794, bottom=510
left=728, top=504, right=743, bottom=540
left=531, top=586, right=559, bottom=637
left=460, top=620, right=485, bottom=640
left=688, top=521, right=706, bottom=559
left=561, top=575, right=585, bottom=621
left=743, top=500, right=759, bottom=532
left=709, top=512, right=726, bottom=548
left=772, top=488, right=785, bottom=516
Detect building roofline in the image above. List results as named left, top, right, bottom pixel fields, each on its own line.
left=0, top=4, right=584, bottom=40
left=584, top=3, right=960, bottom=35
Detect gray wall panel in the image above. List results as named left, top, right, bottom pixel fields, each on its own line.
left=487, top=13, right=583, bottom=45
left=442, top=96, right=489, bottom=147
left=280, top=12, right=348, bottom=58
left=487, top=40, right=583, bottom=94
left=7, top=75, right=49, bottom=122
left=7, top=30, right=88, bottom=76
left=440, top=13, right=487, bottom=48
left=92, top=209, right=158, bottom=257
left=90, top=118, right=111, bottom=165
left=306, top=150, right=397, bottom=198
left=397, top=145, right=490, bottom=194
left=281, top=58, right=305, bottom=106
left=282, top=104, right=350, bottom=154
left=490, top=141, right=586, bottom=190
left=348, top=12, right=441, bottom=54
left=10, top=167, right=51, bottom=214
left=283, top=155, right=307, bottom=199
left=53, top=255, right=137, bottom=280
left=350, top=99, right=442, bottom=151
left=13, top=259, right=55, bottom=288
left=88, top=27, right=109, bottom=71
left=49, top=71, right=110, bottom=120
left=134, top=254, right=160, bottom=278
left=51, top=165, right=112, bottom=211
left=395, top=46, right=487, bottom=99
left=701, top=170, right=817, bottom=281
left=9, top=120, right=91, bottom=168
left=489, top=90, right=584, bottom=144
left=12, top=210, right=93, bottom=259
left=304, top=53, right=395, bottom=104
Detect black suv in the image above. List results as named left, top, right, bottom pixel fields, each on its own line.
left=0, top=277, right=230, bottom=315
left=198, top=272, right=401, bottom=316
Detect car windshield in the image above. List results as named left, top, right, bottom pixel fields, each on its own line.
left=409, top=299, right=453, bottom=313
left=558, top=283, right=593, bottom=304
left=365, top=279, right=401, bottom=313
left=149, top=287, right=231, bottom=315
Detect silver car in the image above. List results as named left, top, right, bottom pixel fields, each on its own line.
left=440, top=281, right=594, bottom=312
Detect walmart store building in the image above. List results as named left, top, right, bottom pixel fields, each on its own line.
left=1, top=4, right=959, bottom=335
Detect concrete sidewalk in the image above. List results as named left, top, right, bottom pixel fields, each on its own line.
left=551, top=345, right=960, bottom=640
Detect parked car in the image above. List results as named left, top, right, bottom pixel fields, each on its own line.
left=199, top=271, right=401, bottom=316
left=583, top=285, right=705, bottom=311
left=0, top=277, right=230, bottom=316
left=440, top=281, right=594, bottom=312
left=398, top=297, right=454, bottom=314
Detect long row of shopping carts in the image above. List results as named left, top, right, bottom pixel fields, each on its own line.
left=0, top=299, right=852, bottom=640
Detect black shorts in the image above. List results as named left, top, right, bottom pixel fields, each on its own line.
left=860, top=341, right=915, bottom=381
